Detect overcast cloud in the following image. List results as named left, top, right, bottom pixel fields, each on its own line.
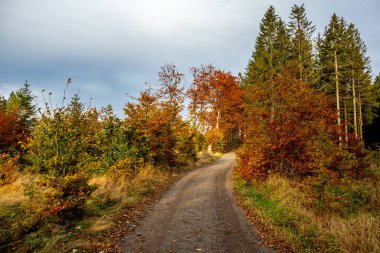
left=1, top=0, right=379, bottom=116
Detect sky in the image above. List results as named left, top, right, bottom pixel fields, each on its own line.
left=1, top=0, right=379, bottom=116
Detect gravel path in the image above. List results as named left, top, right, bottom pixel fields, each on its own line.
left=121, top=152, right=275, bottom=253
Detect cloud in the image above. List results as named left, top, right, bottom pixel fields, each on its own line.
left=0, top=0, right=379, bottom=116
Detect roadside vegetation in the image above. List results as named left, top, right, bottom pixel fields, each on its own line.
left=235, top=4, right=380, bottom=253
left=0, top=63, right=241, bottom=252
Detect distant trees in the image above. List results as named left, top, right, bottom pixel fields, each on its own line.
left=187, top=65, right=243, bottom=152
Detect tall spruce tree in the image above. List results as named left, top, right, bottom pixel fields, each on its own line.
left=345, top=23, right=372, bottom=139
left=288, top=4, right=315, bottom=83
left=317, top=15, right=373, bottom=143
left=317, top=14, right=348, bottom=144
left=244, top=6, right=291, bottom=121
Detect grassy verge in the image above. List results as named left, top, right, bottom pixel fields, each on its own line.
left=0, top=153, right=216, bottom=252
left=234, top=168, right=380, bottom=253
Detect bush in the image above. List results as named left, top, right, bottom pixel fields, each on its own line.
left=0, top=153, right=19, bottom=186
left=26, top=93, right=98, bottom=219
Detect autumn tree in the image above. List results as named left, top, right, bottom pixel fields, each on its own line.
left=238, top=66, right=371, bottom=182
left=0, top=108, right=24, bottom=153
left=0, top=82, right=36, bottom=184
left=125, top=64, right=195, bottom=167
left=0, top=81, right=36, bottom=154
left=188, top=65, right=243, bottom=151
left=240, top=68, right=332, bottom=179
left=0, top=107, right=23, bottom=184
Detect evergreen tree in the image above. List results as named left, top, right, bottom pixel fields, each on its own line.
left=317, top=14, right=348, bottom=144
left=7, top=80, right=36, bottom=130
left=275, top=19, right=292, bottom=69
left=288, top=4, right=315, bottom=83
left=317, top=15, right=373, bottom=143
left=345, top=23, right=372, bottom=139
left=244, top=6, right=291, bottom=121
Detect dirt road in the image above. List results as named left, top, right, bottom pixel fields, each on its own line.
left=121, top=152, right=275, bottom=253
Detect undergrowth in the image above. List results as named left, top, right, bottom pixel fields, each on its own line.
left=0, top=153, right=215, bottom=252
left=234, top=168, right=380, bottom=253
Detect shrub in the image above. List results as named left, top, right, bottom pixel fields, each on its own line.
left=0, top=153, right=19, bottom=186
left=26, top=92, right=98, bottom=219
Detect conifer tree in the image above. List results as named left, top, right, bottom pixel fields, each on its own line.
left=244, top=6, right=291, bottom=121
left=317, top=14, right=348, bottom=144
left=345, top=23, right=372, bottom=138
left=7, top=80, right=36, bottom=130
left=288, top=4, right=315, bottom=83
left=317, top=15, right=373, bottom=143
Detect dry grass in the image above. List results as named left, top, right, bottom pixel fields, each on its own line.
left=0, top=173, right=29, bottom=207
left=328, top=213, right=380, bottom=253
left=235, top=173, right=380, bottom=252
left=0, top=153, right=218, bottom=252
left=90, top=165, right=170, bottom=205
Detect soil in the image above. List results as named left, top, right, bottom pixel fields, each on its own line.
left=121, top=152, right=276, bottom=253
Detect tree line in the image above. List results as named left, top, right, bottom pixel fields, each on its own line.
left=0, top=63, right=242, bottom=226
left=238, top=4, right=380, bottom=209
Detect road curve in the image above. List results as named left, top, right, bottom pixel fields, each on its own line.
left=121, top=152, right=275, bottom=253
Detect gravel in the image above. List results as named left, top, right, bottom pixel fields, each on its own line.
left=122, top=152, right=276, bottom=253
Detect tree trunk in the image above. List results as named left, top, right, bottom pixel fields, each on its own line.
left=344, top=98, right=348, bottom=143
left=358, top=92, right=363, bottom=140
left=298, top=20, right=303, bottom=82
left=269, top=37, right=275, bottom=122
left=207, top=144, right=213, bottom=154
left=352, top=76, right=358, bottom=138
left=216, top=109, right=221, bottom=130
left=334, top=50, right=342, bottom=145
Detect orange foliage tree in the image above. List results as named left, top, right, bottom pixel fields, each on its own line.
left=0, top=109, right=25, bottom=152
left=125, top=64, right=196, bottom=167
left=187, top=65, right=243, bottom=151
left=238, top=69, right=343, bottom=180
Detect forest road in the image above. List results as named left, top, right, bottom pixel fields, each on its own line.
left=121, top=152, right=275, bottom=253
